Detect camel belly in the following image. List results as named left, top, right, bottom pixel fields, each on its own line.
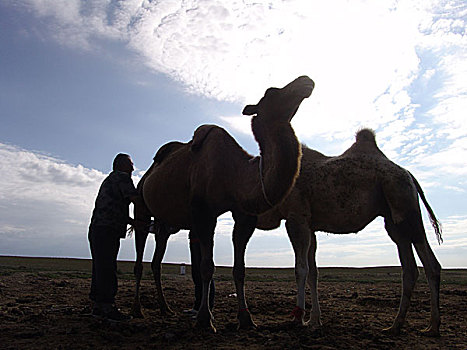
left=306, top=178, right=384, bottom=234
left=309, top=198, right=381, bottom=233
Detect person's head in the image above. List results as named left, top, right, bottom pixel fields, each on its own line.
left=113, top=153, right=134, bottom=174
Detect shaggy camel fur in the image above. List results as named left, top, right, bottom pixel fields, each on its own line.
left=256, top=128, right=443, bottom=336
left=132, top=76, right=315, bottom=332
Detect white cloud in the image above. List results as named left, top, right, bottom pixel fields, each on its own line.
left=0, top=143, right=104, bottom=256
left=21, top=1, right=465, bottom=141
left=0, top=143, right=103, bottom=204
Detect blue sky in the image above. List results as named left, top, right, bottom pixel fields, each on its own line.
left=0, top=0, right=466, bottom=268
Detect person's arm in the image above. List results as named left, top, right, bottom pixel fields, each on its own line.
left=129, top=194, right=150, bottom=231
left=118, top=175, right=147, bottom=229
left=129, top=194, right=145, bottom=207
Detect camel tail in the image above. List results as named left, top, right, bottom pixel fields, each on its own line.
left=410, top=172, right=443, bottom=244
left=135, top=166, right=153, bottom=223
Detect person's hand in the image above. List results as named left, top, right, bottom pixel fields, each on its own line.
left=126, top=220, right=148, bottom=238
left=132, top=219, right=150, bottom=232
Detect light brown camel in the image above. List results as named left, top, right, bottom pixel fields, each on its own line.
left=255, top=128, right=442, bottom=336
left=132, top=76, right=315, bottom=332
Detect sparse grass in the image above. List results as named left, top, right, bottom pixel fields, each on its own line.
left=0, top=256, right=465, bottom=286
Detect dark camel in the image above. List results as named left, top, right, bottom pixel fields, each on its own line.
left=132, top=76, right=315, bottom=332
left=256, top=128, right=443, bottom=336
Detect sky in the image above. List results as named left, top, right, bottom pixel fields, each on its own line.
left=0, top=0, right=466, bottom=268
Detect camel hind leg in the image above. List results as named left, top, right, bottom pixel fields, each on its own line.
left=384, top=217, right=419, bottom=335
left=132, top=180, right=152, bottom=318
left=132, top=228, right=149, bottom=318
left=409, top=172, right=442, bottom=335
left=414, top=235, right=441, bottom=336
left=151, top=225, right=174, bottom=315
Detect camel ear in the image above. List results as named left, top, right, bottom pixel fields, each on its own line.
left=242, top=104, right=258, bottom=116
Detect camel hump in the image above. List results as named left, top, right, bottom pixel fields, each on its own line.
left=355, top=128, right=376, bottom=144
left=191, top=124, right=220, bottom=152
left=153, top=141, right=185, bottom=164
left=342, top=128, right=382, bottom=157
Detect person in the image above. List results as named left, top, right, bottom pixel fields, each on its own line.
left=184, top=229, right=215, bottom=317
left=88, top=153, right=143, bottom=322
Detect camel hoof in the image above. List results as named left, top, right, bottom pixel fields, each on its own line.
left=195, top=318, right=217, bottom=333
left=291, top=306, right=307, bottom=327
left=294, top=319, right=308, bottom=327
left=160, top=306, right=175, bottom=316
left=382, top=325, right=401, bottom=336
left=131, top=306, right=145, bottom=319
left=196, top=309, right=216, bottom=333
left=307, top=316, right=322, bottom=327
left=421, top=326, right=440, bottom=337
left=237, top=309, right=257, bottom=330
left=237, top=319, right=258, bottom=330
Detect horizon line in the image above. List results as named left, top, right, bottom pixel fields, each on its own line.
left=1, top=255, right=465, bottom=270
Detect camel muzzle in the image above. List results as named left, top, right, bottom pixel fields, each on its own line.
left=284, top=75, right=314, bottom=98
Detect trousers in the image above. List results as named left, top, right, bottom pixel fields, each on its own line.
left=88, top=225, right=121, bottom=304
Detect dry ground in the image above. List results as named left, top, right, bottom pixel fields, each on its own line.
left=0, top=256, right=466, bottom=349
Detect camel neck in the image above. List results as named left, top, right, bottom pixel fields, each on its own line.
left=251, top=116, right=301, bottom=212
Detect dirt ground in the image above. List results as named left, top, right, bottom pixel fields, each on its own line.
left=0, top=257, right=466, bottom=349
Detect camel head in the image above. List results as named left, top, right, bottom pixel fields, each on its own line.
left=240, top=76, right=314, bottom=211
left=242, top=75, right=314, bottom=123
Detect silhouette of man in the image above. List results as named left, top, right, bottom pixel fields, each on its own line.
left=88, top=153, right=143, bottom=321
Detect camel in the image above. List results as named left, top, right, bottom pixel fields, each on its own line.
left=131, top=75, right=315, bottom=332
left=255, top=128, right=443, bottom=336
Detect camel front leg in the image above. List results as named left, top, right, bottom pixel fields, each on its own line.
left=152, top=227, right=174, bottom=315
left=232, top=212, right=257, bottom=330
left=132, top=228, right=149, bottom=318
left=307, top=232, right=321, bottom=326
left=196, top=234, right=216, bottom=332
left=192, top=204, right=217, bottom=332
left=285, top=218, right=311, bottom=326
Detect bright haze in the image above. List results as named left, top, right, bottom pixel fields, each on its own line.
left=0, top=0, right=465, bottom=268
